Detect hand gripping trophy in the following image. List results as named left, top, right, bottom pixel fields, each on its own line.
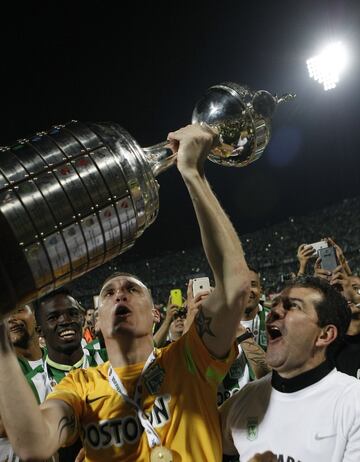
left=0, top=82, right=294, bottom=315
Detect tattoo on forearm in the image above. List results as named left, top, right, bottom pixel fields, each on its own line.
left=195, top=311, right=215, bottom=338
left=58, top=415, right=77, bottom=442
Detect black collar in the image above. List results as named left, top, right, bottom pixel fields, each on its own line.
left=344, top=333, right=360, bottom=344
left=271, top=361, right=333, bottom=393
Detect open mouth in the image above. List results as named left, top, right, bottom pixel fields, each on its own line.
left=267, top=325, right=283, bottom=341
left=115, top=305, right=131, bottom=317
left=58, top=329, right=77, bottom=340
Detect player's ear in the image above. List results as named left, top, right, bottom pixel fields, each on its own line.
left=316, top=324, right=337, bottom=348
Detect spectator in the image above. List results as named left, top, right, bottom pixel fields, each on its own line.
left=330, top=270, right=360, bottom=379
left=0, top=305, right=46, bottom=462
left=218, top=322, right=271, bottom=406
left=168, top=310, right=186, bottom=342
left=240, top=268, right=269, bottom=351
left=152, top=303, right=164, bottom=335
left=8, top=304, right=44, bottom=374
left=83, top=307, right=95, bottom=343
left=219, top=268, right=271, bottom=405
left=153, top=294, right=185, bottom=347
left=220, top=276, right=360, bottom=461
left=85, top=307, right=108, bottom=361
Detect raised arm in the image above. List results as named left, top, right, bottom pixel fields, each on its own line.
left=168, top=124, right=251, bottom=358
left=0, top=321, right=78, bottom=460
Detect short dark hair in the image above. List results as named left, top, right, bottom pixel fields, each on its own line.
left=35, top=287, right=72, bottom=307
left=285, top=276, right=351, bottom=360
left=247, top=265, right=261, bottom=286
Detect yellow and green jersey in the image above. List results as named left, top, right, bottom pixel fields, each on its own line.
left=47, top=324, right=236, bottom=461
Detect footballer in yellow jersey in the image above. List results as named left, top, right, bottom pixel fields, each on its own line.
left=0, top=125, right=252, bottom=462
left=47, top=323, right=236, bottom=461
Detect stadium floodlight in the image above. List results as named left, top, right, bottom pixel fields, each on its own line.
left=306, top=42, right=348, bottom=90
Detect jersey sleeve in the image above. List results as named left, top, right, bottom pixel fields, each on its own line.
left=178, top=322, right=237, bottom=390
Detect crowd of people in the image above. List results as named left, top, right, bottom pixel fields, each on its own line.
left=0, top=124, right=359, bottom=461
left=67, top=196, right=360, bottom=308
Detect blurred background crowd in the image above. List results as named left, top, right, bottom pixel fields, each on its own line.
left=68, top=195, right=360, bottom=309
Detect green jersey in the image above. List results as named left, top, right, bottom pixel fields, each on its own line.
left=85, top=337, right=108, bottom=362
left=26, top=344, right=106, bottom=404
left=17, top=348, right=46, bottom=375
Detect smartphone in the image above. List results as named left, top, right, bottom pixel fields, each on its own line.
left=170, top=289, right=183, bottom=307
left=309, top=241, right=328, bottom=253
left=193, top=277, right=211, bottom=297
left=318, top=246, right=338, bottom=272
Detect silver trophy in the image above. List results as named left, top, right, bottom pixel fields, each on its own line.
left=0, top=82, right=294, bottom=315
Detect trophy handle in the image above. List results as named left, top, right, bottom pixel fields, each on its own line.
left=143, top=141, right=176, bottom=177
left=275, top=93, right=296, bottom=104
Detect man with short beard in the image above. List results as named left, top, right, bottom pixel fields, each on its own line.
left=8, top=304, right=43, bottom=374
left=0, top=305, right=45, bottom=462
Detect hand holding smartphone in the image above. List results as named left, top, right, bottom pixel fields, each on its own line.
left=309, top=240, right=339, bottom=272
left=192, top=277, right=211, bottom=297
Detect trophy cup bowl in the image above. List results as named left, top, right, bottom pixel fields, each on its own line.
left=192, top=82, right=295, bottom=167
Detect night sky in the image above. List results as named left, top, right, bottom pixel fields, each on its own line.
left=1, top=1, right=360, bottom=259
